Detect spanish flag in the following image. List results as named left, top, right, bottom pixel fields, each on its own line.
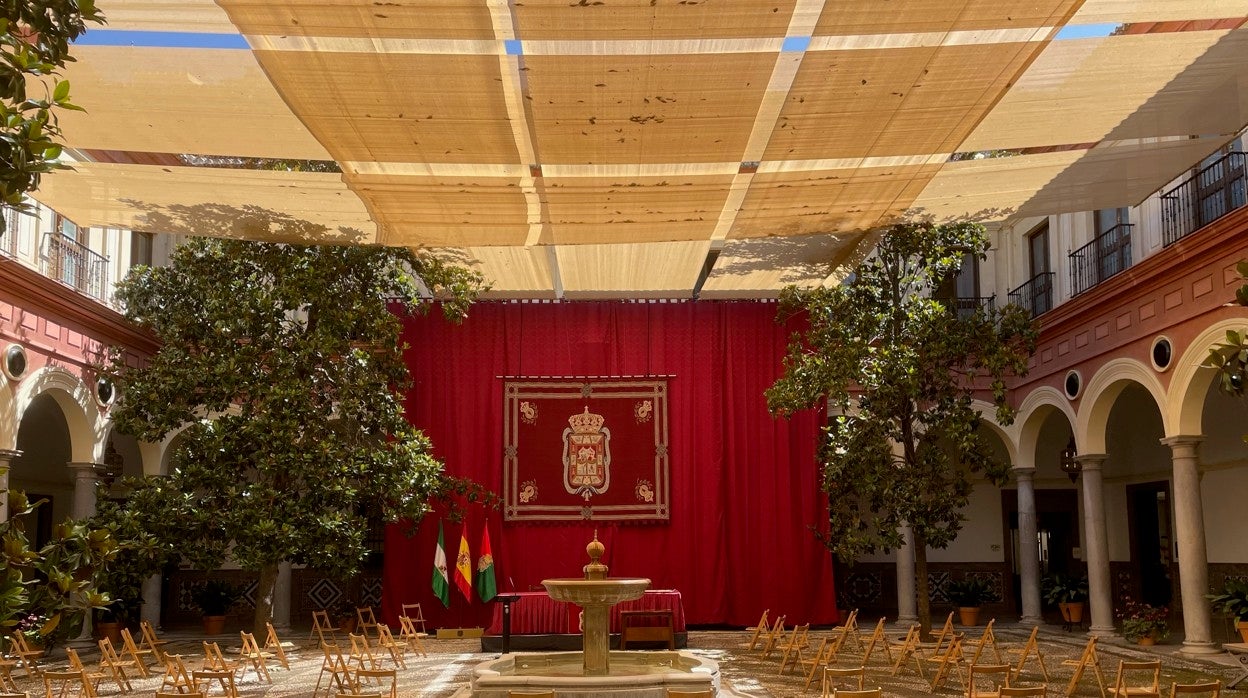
left=454, top=526, right=473, bottom=601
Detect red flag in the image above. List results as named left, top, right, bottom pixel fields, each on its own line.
left=477, top=523, right=497, bottom=602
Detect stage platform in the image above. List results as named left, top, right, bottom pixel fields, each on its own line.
left=479, top=632, right=688, bottom=653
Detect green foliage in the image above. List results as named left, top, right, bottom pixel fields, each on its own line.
left=0, top=480, right=115, bottom=648
left=768, top=222, right=1037, bottom=558
left=946, top=577, right=995, bottom=607
left=92, top=496, right=176, bottom=623
left=1207, top=578, right=1248, bottom=622
left=0, top=0, right=104, bottom=214
left=1203, top=260, right=1248, bottom=414
left=190, top=580, right=244, bottom=616
left=1118, top=600, right=1169, bottom=642
left=99, top=238, right=490, bottom=626
left=1041, top=573, right=1088, bottom=605
left=766, top=222, right=1036, bottom=636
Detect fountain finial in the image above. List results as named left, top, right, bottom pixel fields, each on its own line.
left=584, top=531, right=608, bottom=580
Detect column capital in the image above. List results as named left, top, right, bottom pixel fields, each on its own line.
left=0, top=449, right=21, bottom=464
left=1160, top=435, right=1204, bottom=451
left=1075, top=453, right=1107, bottom=471
left=1012, top=465, right=1036, bottom=482
left=66, top=462, right=103, bottom=480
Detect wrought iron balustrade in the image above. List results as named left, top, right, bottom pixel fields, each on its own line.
left=1008, top=272, right=1054, bottom=318
left=1161, top=151, right=1247, bottom=245
left=41, top=232, right=109, bottom=301
left=1069, top=223, right=1133, bottom=296
left=944, top=295, right=996, bottom=320
left=0, top=206, right=19, bottom=258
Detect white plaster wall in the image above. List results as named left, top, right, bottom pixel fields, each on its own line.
left=1203, top=464, right=1248, bottom=563
left=928, top=481, right=1005, bottom=562
left=1103, top=482, right=1131, bottom=562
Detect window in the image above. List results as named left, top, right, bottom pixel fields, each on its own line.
left=1028, top=221, right=1050, bottom=277
left=130, top=231, right=154, bottom=268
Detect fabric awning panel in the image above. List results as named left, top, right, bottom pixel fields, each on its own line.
left=53, top=47, right=331, bottom=160
left=37, top=163, right=377, bottom=243
left=698, top=234, right=865, bottom=298
left=555, top=241, right=710, bottom=297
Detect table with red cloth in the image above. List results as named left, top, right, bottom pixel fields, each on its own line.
left=486, top=590, right=686, bottom=635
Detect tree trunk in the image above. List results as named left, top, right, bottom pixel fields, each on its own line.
left=253, top=563, right=280, bottom=632
left=914, top=531, right=932, bottom=642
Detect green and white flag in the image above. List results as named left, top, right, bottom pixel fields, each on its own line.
left=432, top=519, right=450, bottom=608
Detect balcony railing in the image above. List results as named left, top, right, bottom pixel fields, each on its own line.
left=943, top=295, right=996, bottom=320
left=1008, top=272, right=1054, bottom=318
left=1069, top=223, right=1133, bottom=296
left=41, top=232, right=109, bottom=301
left=1161, top=151, right=1247, bottom=245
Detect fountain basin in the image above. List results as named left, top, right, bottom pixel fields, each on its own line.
left=470, top=651, right=719, bottom=698
left=543, top=577, right=650, bottom=605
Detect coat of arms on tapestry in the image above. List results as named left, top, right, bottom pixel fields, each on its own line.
left=503, top=379, right=669, bottom=522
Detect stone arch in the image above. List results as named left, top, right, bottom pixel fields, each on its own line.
left=1016, top=386, right=1076, bottom=462
left=14, top=366, right=98, bottom=463
left=1076, top=358, right=1167, bottom=454
left=1168, top=318, right=1248, bottom=437
left=970, top=398, right=1019, bottom=465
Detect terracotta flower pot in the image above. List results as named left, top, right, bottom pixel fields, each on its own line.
left=1136, top=634, right=1157, bottom=646
left=958, top=607, right=981, bottom=627
left=1238, top=620, right=1248, bottom=643
left=1060, top=601, right=1085, bottom=624
left=201, top=615, right=227, bottom=635
left=95, top=621, right=123, bottom=643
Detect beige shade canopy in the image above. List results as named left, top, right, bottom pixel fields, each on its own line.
left=36, top=0, right=1248, bottom=297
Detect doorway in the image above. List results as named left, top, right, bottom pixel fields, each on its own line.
left=1127, top=481, right=1173, bottom=607
left=1003, top=489, right=1081, bottom=615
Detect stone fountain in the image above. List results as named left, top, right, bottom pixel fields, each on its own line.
left=466, top=534, right=720, bottom=697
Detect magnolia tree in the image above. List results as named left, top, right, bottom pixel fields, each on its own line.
left=767, top=222, right=1037, bottom=638
left=100, top=238, right=488, bottom=629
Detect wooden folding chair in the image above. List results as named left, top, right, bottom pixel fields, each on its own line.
left=967, top=663, right=1013, bottom=698
left=119, top=628, right=155, bottom=677
left=927, top=612, right=961, bottom=656
left=140, top=620, right=171, bottom=664
left=263, top=623, right=290, bottom=670
left=236, top=632, right=272, bottom=683
left=666, top=691, right=713, bottom=698
left=399, top=604, right=427, bottom=634
left=964, top=619, right=1002, bottom=664
left=156, top=691, right=205, bottom=698
left=506, top=692, right=554, bottom=698
left=1168, top=681, right=1221, bottom=698
left=373, top=625, right=407, bottom=670
left=1108, top=660, right=1161, bottom=698
left=335, top=693, right=383, bottom=698
left=803, top=624, right=855, bottom=690
left=821, top=665, right=866, bottom=697
left=42, top=669, right=96, bottom=698
left=746, top=609, right=770, bottom=650
left=97, top=637, right=137, bottom=692
left=192, top=666, right=238, bottom=698
left=201, top=642, right=239, bottom=674
left=777, top=622, right=811, bottom=675
left=831, top=609, right=863, bottom=652
left=890, top=625, right=921, bottom=676
left=827, top=689, right=881, bottom=698
left=0, top=655, right=18, bottom=694
left=1001, top=687, right=1048, bottom=697
left=7, top=633, right=43, bottom=677
left=159, top=655, right=196, bottom=695
left=396, top=615, right=428, bottom=658
left=1062, top=635, right=1106, bottom=698
left=355, top=608, right=380, bottom=640
left=860, top=617, right=893, bottom=666
left=919, top=637, right=967, bottom=692
left=311, top=610, right=338, bottom=646
left=354, top=668, right=398, bottom=698
left=314, top=644, right=352, bottom=698
left=759, top=615, right=787, bottom=659
left=347, top=634, right=379, bottom=671
left=65, top=648, right=118, bottom=696
left=1007, top=626, right=1049, bottom=682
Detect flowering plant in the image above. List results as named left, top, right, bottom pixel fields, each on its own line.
left=1118, top=600, right=1169, bottom=641
left=15, top=612, right=50, bottom=644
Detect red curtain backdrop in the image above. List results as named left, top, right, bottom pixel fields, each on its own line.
left=382, top=300, right=838, bottom=629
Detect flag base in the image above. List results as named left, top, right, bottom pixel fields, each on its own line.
left=436, top=627, right=485, bottom=639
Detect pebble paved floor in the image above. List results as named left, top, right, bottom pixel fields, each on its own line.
left=6, top=623, right=1243, bottom=697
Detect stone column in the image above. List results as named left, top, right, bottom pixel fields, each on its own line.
left=1014, top=465, right=1043, bottom=625
left=0, top=449, right=20, bottom=521
left=1162, top=436, right=1219, bottom=655
left=273, top=561, right=293, bottom=631
left=67, top=462, right=102, bottom=644
left=141, top=574, right=162, bottom=628
left=67, top=462, right=102, bottom=519
left=895, top=522, right=919, bottom=626
left=1078, top=455, right=1115, bottom=636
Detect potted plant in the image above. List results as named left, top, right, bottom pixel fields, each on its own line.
left=1119, top=600, right=1169, bottom=645
left=330, top=598, right=359, bottom=633
left=947, top=577, right=995, bottom=627
left=191, top=580, right=243, bottom=635
left=1208, top=579, right=1248, bottom=642
left=1043, top=573, right=1089, bottom=624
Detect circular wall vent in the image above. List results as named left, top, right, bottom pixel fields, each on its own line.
left=95, top=377, right=115, bottom=406
left=3, top=344, right=27, bottom=380
left=1151, top=336, right=1173, bottom=372
left=1064, top=370, right=1082, bottom=400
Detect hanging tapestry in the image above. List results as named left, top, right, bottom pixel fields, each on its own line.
left=503, top=379, right=669, bottom=523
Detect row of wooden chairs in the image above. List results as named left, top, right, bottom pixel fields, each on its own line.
left=309, top=604, right=427, bottom=658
